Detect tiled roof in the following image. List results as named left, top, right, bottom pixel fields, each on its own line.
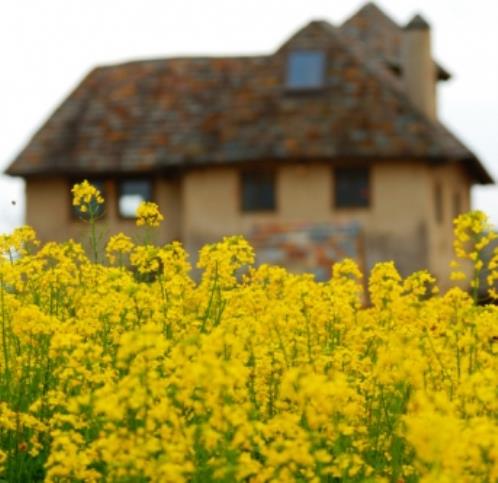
left=340, top=3, right=451, bottom=80
left=6, top=4, right=492, bottom=183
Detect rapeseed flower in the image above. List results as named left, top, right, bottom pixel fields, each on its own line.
left=106, top=233, right=134, bottom=265
left=0, top=208, right=498, bottom=481
left=136, top=201, right=164, bottom=227
left=71, top=179, right=104, bottom=214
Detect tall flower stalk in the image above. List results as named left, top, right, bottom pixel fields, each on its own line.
left=71, top=180, right=105, bottom=262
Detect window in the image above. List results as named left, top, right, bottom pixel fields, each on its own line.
left=118, top=179, right=153, bottom=218
left=334, top=167, right=370, bottom=208
left=286, top=50, right=326, bottom=89
left=71, top=179, right=106, bottom=220
left=241, top=171, right=276, bottom=212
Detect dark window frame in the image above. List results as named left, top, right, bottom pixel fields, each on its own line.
left=240, top=170, right=277, bottom=213
left=117, top=178, right=154, bottom=220
left=333, top=167, right=371, bottom=209
left=286, top=50, right=326, bottom=91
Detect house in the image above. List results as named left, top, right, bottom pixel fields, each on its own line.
left=5, top=3, right=493, bottom=286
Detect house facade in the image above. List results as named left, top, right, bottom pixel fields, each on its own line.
left=6, top=3, right=492, bottom=287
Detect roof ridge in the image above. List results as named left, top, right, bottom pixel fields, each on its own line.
left=341, top=1, right=400, bottom=29
left=275, top=19, right=336, bottom=53
left=339, top=3, right=451, bottom=81
left=312, top=17, right=407, bottom=94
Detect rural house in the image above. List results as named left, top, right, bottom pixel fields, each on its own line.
left=5, top=3, right=493, bottom=286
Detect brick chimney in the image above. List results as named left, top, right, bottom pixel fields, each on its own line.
left=401, top=14, right=436, bottom=120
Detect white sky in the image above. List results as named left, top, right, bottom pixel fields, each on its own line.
left=1, top=0, right=497, bottom=234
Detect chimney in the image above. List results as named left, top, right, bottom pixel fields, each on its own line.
left=401, top=14, right=436, bottom=120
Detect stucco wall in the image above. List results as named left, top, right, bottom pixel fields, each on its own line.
left=427, top=163, right=472, bottom=288
left=182, top=161, right=436, bottom=278
left=155, top=176, right=182, bottom=242
left=25, top=162, right=471, bottom=287
left=26, top=177, right=71, bottom=242
left=26, top=176, right=182, bottom=246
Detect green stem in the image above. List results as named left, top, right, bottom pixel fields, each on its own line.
left=0, top=274, right=10, bottom=381
left=90, top=217, right=98, bottom=263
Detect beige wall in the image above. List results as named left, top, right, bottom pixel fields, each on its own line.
left=155, top=177, right=182, bottom=242
left=426, top=163, right=472, bottom=288
left=26, top=177, right=71, bottom=242
left=26, top=176, right=181, bottom=247
left=182, top=162, right=434, bottom=277
left=25, top=162, right=472, bottom=288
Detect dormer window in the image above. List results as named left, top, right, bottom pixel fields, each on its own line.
left=286, top=50, right=326, bottom=89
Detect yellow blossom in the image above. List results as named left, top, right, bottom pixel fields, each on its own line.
left=0, top=210, right=498, bottom=481
left=135, top=201, right=164, bottom=227
left=105, top=233, right=134, bottom=265
left=71, top=180, right=104, bottom=216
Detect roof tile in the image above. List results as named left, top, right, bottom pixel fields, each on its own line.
left=5, top=7, right=492, bottom=184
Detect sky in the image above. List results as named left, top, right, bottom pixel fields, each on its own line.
left=1, top=0, right=497, bottom=234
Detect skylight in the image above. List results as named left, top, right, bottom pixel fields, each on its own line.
left=286, top=51, right=326, bottom=89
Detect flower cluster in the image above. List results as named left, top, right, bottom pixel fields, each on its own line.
left=71, top=180, right=104, bottom=215
left=1, top=209, right=498, bottom=481
left=105, top=233, right=134, bottom=265
left=451, top=211, right=498, bottom=296
left=136, top=201, right=164, bottom=227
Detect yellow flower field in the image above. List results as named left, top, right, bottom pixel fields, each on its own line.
left=1, top=182, right=498, bottom=482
